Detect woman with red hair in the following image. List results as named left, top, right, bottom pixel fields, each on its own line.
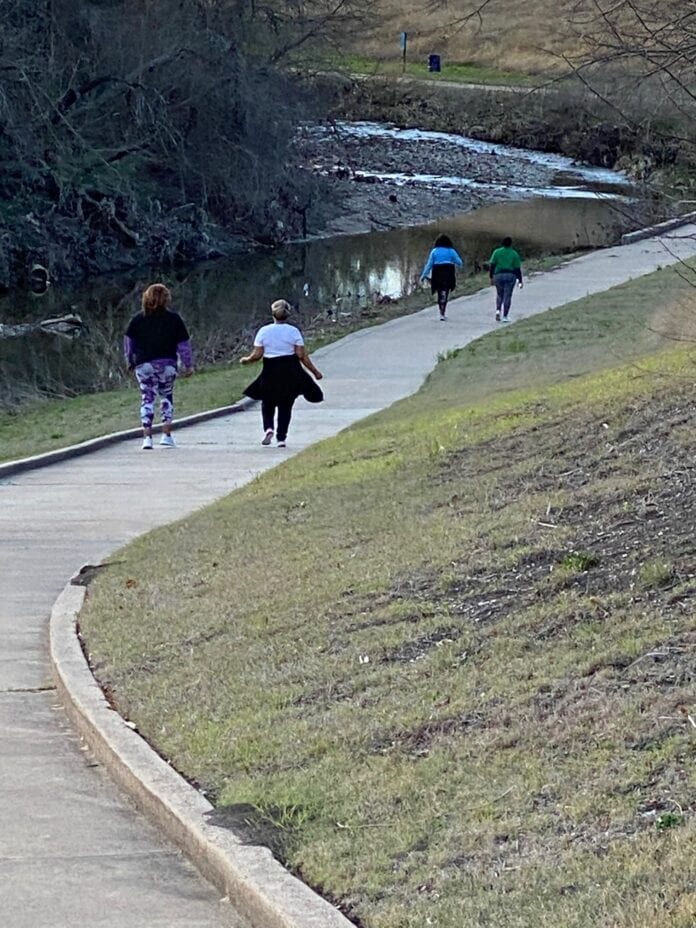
left=123, top=283, right=193, bottom=449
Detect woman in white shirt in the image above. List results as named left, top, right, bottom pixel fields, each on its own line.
left=241, top=300, right=323, bottom=447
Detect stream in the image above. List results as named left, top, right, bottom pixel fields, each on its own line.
left=0, top=121, right=653, bottom=412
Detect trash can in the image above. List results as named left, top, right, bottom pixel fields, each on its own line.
left=428, top=54, right=441, bottom=73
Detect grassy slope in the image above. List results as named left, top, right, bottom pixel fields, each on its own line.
left=350, top=0, right=585, bottom=74
left=81, top=266, right=696, bottom=928
left=0, top=257, right=566, bottom=464
left=333, top=55, right=536, bottom=87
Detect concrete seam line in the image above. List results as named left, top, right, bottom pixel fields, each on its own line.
left=0, top=397, right=256, bottom=481
left=49, top=577, right=352, bottom=928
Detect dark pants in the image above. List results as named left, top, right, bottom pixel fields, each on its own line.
left=262, top=398, right=295, bottom=441
left=494, top=272, right=517, bottom=316
left=437, top=289, right=450, bottom=314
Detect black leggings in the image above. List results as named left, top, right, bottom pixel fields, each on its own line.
left=437, top=289, right=450, bottom=313
left=262, top=398, right=295, bottom=441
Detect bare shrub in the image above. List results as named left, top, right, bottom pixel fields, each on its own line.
left=0, top=0, right=370, bottom=284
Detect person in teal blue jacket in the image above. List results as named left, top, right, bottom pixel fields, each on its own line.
left=420, top=234, right=464, bottom=321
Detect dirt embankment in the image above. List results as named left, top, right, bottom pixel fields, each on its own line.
left=331, top=76, right=688, bottom=179
left=0, top=192, right=324, bottom=298
left=0, top=206, right=237, bottom=295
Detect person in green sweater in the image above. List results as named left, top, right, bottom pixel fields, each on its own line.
left=489, top=237, right=523, bottom=323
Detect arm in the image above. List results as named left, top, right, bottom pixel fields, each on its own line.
left=240, top=345, right=264, bottom=365
left=451, top=249, right=464, bottom=268
left=172, top=315, right=193, bottom=375
left=296, top=344, right=322, bottom=380
left=123, top=335, right=135, bottom=370
left=420, top=249, right=435, bottom=281
left=488, top=251, right=497, bottom=282
left=177, top=339, right=194, bottom=375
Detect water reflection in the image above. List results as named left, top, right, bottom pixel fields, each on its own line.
left=0, top=196, right=637, bottom=410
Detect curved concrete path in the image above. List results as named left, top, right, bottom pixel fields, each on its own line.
left=2, top=225, right=696, bottom=926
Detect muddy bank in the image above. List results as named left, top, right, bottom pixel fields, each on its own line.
left=0, top=205, right=241, bottom=293
left=0, top=190, right=333, bottom=296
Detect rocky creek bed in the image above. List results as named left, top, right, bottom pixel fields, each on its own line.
left=298, top=121, right=643, bottom=237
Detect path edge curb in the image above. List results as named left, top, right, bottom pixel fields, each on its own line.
left=49, top=578, right=353, bottom=928
left=0, top=397, right=256, bottom=481
left=620, top=210, right=696, bottom=245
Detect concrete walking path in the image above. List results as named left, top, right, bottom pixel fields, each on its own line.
left=350, top=71, right=539, bottom=95
left=1, top=225, right=696, bottom=927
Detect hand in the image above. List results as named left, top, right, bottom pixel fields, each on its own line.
left=314, top=370, right=323, bottom=381
left=240, top=356, right=251, bottom=365
left=518, top=281, right=524, bottom=289
left=181, top=368, right=193, bottom=378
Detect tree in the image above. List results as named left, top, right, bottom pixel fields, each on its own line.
left=564, top=1, right=696, bottom=140
left=0, top=0, right=371, bottom=286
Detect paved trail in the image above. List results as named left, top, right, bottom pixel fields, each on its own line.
left=352, top=71, right=538, bottom=95
left=2, top=225, right=695, bottom=926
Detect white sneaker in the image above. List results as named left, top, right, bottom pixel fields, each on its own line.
left=142, top=436, right=153, bottom=450
left=277, top=440, right=287, bottom=448
left=262, top=429, right=274, bottom=446
left=160, top=434, right=176, bottom=447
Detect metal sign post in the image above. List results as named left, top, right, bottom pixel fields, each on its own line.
left=400, top=31, right=408, bottom=73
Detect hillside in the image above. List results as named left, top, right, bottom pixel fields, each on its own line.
left=354, top=0, right=586, bottom=74
left=81, top=264, right=696, bottom=928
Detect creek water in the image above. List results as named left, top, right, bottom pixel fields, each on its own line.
left=0, top=124, right=648, bottom=411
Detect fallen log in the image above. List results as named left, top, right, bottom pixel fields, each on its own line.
left=0, top=314, right=85, bottom=340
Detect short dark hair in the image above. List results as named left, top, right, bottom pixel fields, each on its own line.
left=502, top=236, right=513, bottom=247
left=434, top=233, right=453, bottom=248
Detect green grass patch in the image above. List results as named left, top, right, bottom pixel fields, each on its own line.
left=560, top=551, right=600, bottom=572
left=81, top=265, right=696, bottom=927
left=332, top=54, right=537, bottom=87
left=639, top=560, right=676, bottom=591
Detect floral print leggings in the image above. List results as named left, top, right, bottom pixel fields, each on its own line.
left=135, top=361, right=177, bottom=428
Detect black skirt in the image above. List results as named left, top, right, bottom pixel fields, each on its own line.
left=244, top=355, right=324, bottom=405
left=430, top=263, right=457, bottom=294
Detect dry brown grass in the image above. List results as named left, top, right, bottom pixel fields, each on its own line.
left=357, top=0, right=590, bottom=73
